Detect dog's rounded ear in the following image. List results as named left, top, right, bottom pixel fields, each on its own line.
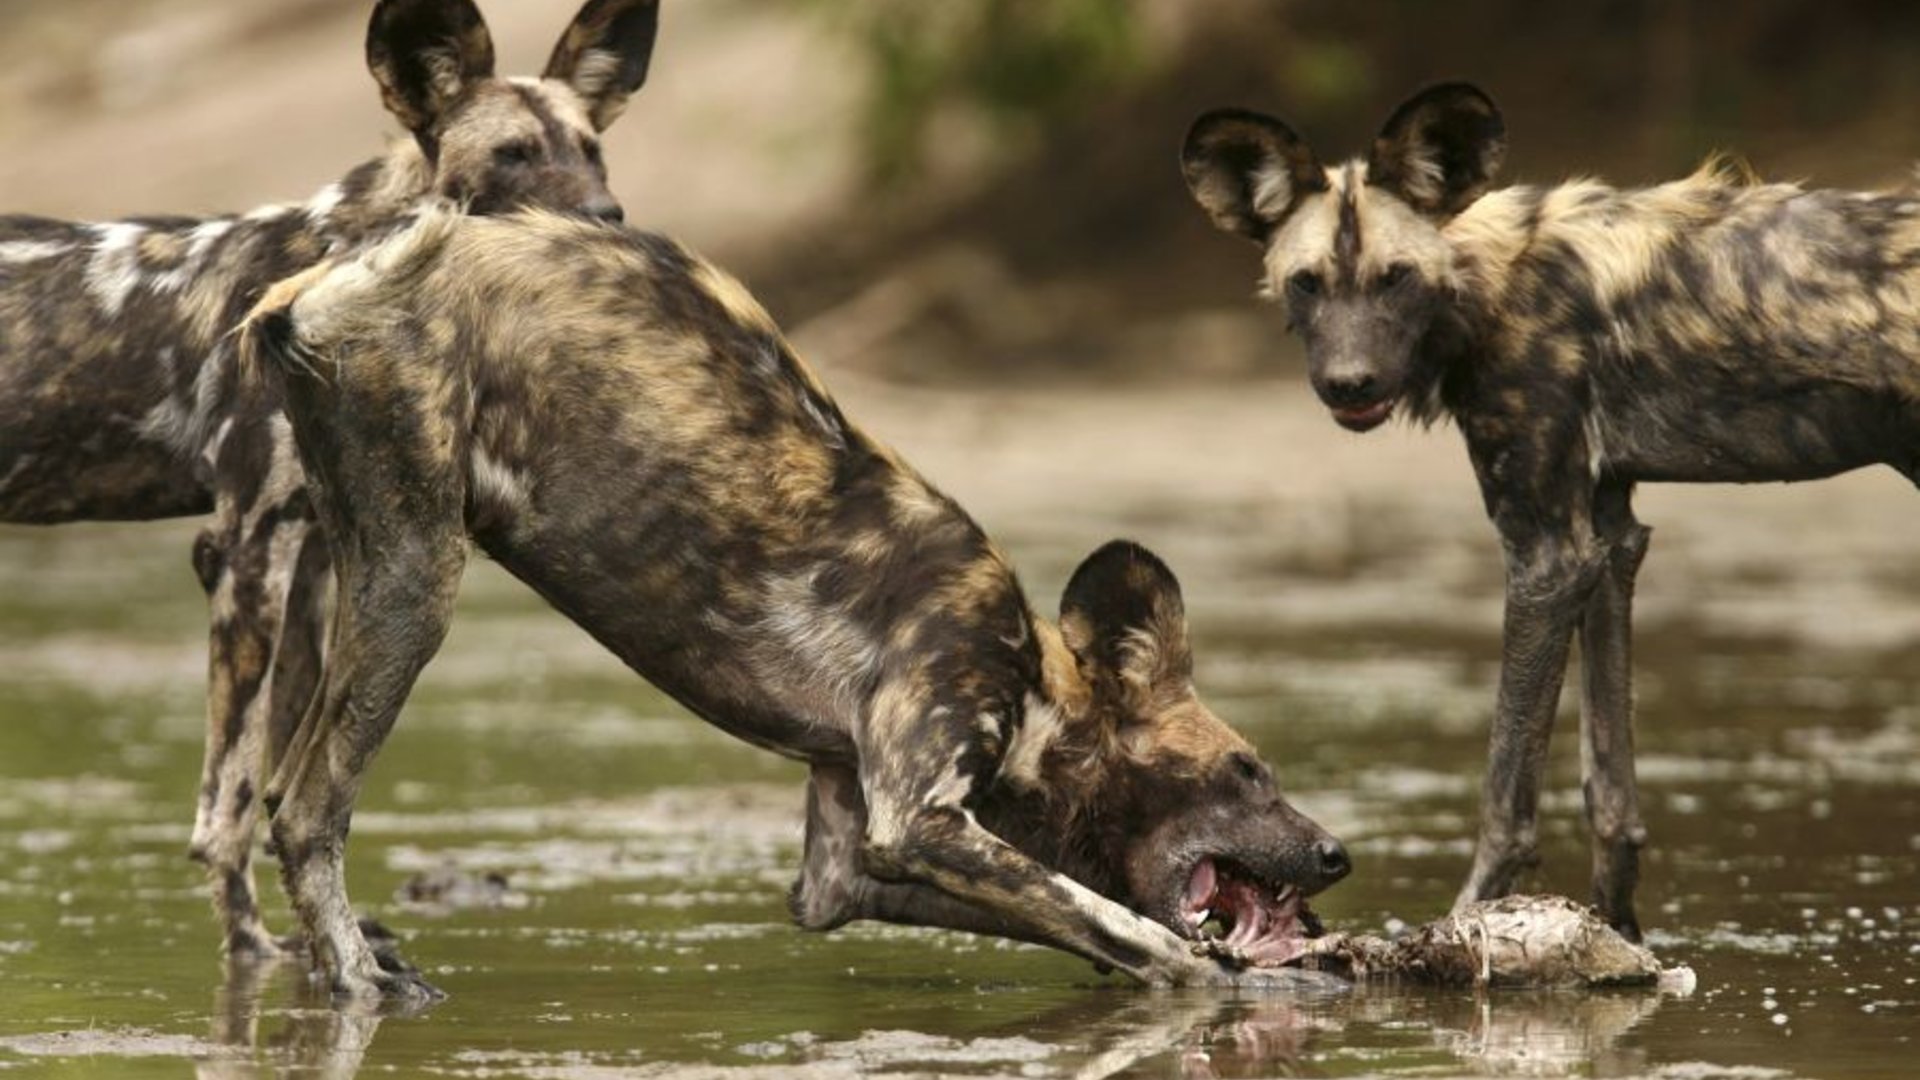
left=545, top=0, right=661, bottom=132
left=1182, top=108, right=1326, bottom=244
left=367, top=0, right=497, bottom=149
left=1366, top=82, right=1505, bottom=217
left=1059, top=541, right=1192, bottom=708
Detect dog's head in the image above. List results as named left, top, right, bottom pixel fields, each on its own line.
left=366, top=0, right=660, bottom=222
left=1181, top=84, right=1505, bottom=432
left=1003, top=541, right=1349, bottom=967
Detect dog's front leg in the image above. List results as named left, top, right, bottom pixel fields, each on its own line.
left=1578, top=483, right=1652, bottom=940
left=792, top=761, right=1040, bottom=943
left=1455, top=520, right=1606, bottom=913
left=188, top=421, right=319, bottom=958
left=853, top=697, right=1293, bottom=987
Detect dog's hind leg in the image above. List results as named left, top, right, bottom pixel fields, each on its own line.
left=266, top=523, right=331, bottom=776
left=267, top=505, right=464, bottom=1001
left=188, top=417, right=317, bottom=959
left=1578, top=483, right=1651, bottom=940
left=262, top=354, right=469, bottom=1001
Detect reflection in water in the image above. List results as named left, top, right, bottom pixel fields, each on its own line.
left=1039, top=994, right=1318, bottom=1079
left=1414, top=991, right=1666, bottom=1078
left=1160, top=988, right=1670, bottom=1080
left=171, top=972, right=1672, bottom=1079
left=197, top=958, right=385, bottom=1080
left=721, top=984, right=1680, bottom=1080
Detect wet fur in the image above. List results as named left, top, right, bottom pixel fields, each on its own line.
left=243, top=209, right=1349, bottom=999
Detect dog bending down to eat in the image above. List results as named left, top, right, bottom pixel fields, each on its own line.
left=243, top=208, right=1352, bottom=1001
left=0, top=0, right=659, bottom=958
left=1181, top=83, right=1920, bottom=941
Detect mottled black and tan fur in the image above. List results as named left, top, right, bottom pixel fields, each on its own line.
left=243, top=209, right=1351, bottom=1000
left=0, top=0, right=660, bottom=959
left=1183, top=83, right=1920, bottom=940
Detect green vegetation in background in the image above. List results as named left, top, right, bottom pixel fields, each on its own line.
left=806, top=0, right=1145, bottom=187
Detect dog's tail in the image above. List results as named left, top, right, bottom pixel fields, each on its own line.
left=238, top=201, right=464, bottom=391
left=237, top=262, right=333, bottom=393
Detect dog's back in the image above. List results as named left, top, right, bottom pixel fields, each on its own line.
left=1450, top=168, right=1920, bottom=484
left=262, top=209, right=1031, bottom=761
left=0, top=0, right=657, bottom=526
left=0, top=198, right=364, bottom=522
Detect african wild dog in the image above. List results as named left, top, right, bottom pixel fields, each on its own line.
left=239, top=208, right=1352, bottom=1001
left=0, top=0, right=660, bottom=958
left=1181, top=83, right=1920, bottom=939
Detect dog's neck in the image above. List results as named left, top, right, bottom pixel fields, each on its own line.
left=310, top=140, right=438, bottom=250
left=973, top=618, right=1132, bottom=896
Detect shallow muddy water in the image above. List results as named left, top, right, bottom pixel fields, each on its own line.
left=1, top=384, right=1916, bottom=1078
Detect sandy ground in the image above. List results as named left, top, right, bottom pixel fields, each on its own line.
left=0, top=0, right=866, bottom=263
left=823, top=372, right=1920, bottom=655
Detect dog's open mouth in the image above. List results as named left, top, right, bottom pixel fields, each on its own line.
left=1180, top=856, right=1323, bottom=967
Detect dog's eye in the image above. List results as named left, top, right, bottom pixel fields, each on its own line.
left=582, top=139, right=604, bottom=169
left=1287, top=270, right=1322, bottom=297
left=494, top=141, right=541, bottom=167
left=1230, top=752, right=1266, bottom=785
left=1378, top=262, right=1415, bottom=289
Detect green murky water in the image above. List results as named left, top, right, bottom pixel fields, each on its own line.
left=1, top=461, right=1917, bottom=1078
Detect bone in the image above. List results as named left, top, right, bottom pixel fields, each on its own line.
left=1292, top=894, right=1692, bottom=990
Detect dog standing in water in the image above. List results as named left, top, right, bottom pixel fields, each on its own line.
left=1182, top=83, right=1920, bottom=939
left=243, top=208, right=1352, bottom=1000
left=0, top=0, right=660, bottom=957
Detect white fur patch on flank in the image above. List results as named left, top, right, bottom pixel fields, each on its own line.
left=0, top=240, right=72, bottom=263
left=305, top=183, right=345, bottom=224
left=84, top=222, right=145, bottom=316
left=149, top=219, right=234, bottom=294
left=751, top=568, right=883, bottom=722
left=469, top=445, right=532, bottom=521
left=998, top=692, right=1065, bottom=790
left=134, top=348, right=193, bottom=449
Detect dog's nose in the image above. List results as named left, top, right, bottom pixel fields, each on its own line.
left=1315, top=838, right=1351, bottom=882
left=584, top=199, right=625, bottom=224
left=1320, top=372, right=1379, bottom=408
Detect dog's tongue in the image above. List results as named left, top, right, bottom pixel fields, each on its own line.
left=1184, top=858, right=1217, bottom=914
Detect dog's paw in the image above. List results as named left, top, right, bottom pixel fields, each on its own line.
left=1189, top=938, right=1252, bottom=970
left=331, top=965, right=447, bottom=1007
left=225, top=927, right=298, bottom=963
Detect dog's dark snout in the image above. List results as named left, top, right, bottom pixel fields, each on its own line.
left=1315, top=838, right=1351, bottom=882
left=585, top=199, right=625, bottom=224
left=1321, top=372, right=1379, bottom=408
